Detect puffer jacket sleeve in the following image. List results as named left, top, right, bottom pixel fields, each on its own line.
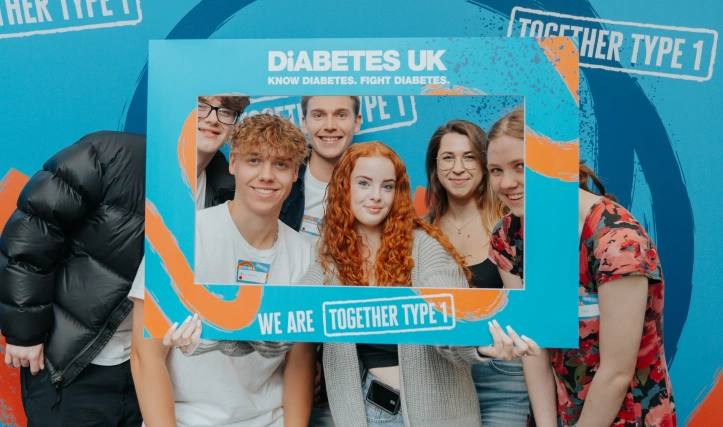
left=0, top=140, right=104, bottom=346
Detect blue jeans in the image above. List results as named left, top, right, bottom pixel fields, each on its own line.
left=472, top=359, right=529, bottom=427
left=361, top=370, right=405, bottom=426
left=309, top=404, right=335, bottom=427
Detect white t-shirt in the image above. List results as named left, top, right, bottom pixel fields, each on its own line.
left=131, top=202, right=313, bottom=427
left=196, top=170, right=207, bottom=211
left=90, top=305, right=133, bottom=366
left=298, top=167, right=327, bottom=245
left=194, top=202, right=313, bottom=286
left=92, top=173, right=209, bottom=366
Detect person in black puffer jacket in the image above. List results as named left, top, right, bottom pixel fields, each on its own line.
left=0, top=131, right=145, bottom=427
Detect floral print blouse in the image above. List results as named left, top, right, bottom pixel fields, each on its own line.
left=489, top=198, right=676, bottom=427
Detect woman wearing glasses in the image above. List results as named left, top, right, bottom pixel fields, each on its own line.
left=423, top=119, right=529, bottom=427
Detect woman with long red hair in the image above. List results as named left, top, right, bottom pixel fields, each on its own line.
left=298, top=141, right=538, bottom=427
left=167, top=141, right=539, bottom=427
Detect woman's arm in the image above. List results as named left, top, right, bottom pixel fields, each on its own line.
left=499, top=268, right=523, bottom=289
left=523, top=349, right=558, bottom=427
left=497, top=265, right=554, bottom=425
left=575, top=276, right=648, bottom=427
left=130, top=298, right=177, bottom=427
left=282, top=342, right=316, bottom=427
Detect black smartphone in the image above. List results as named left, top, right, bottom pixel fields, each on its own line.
left=366, top=379, right=400, bottom=415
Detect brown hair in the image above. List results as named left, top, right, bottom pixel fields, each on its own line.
left=488, top=107, right=617, bottom=202
left=579, top=162, right=617, bottom=202
left=320, top=142, right=470, bottom=286
left=198, top=95, right=250, bottom=114
left=230, top=113, right=310, bottom=164
left=487, top=107, right=525, bottom=142
left=300, top=96, right=362, bottom=117
left=424, top=120, right=507, bottom=233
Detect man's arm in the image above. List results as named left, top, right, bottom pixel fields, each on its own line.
left=4, top=343, right=44, bottom=374
left=0, top=141, right=109, bottom=362
left=0, top=186, right=68, bottom=346
left=282, top=342, right=316, bottom=427
left=0, top=134, right=146, bottom=348
left=130, top=298, right=177, bottom=427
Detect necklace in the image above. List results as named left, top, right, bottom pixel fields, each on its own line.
left=445, top=211, right=480, bottom=234
left=269, top=222, right=279, bottom=249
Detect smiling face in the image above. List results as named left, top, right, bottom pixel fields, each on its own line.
left=487, top=134, right=525, bottom=217
left=197, top=96, right=236, bottom=155
left=349, top=156, right=397, bottom=234
left=229, top=147, right=299, bottom=217
left=436, top=132, right=483, bottom=202
left=301, top=96, right=362, bottom=163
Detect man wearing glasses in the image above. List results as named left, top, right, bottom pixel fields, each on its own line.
left=196, top=95, right=250, bottom=210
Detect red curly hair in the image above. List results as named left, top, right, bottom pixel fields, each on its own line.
left=319, top=142, right=470, bottom=287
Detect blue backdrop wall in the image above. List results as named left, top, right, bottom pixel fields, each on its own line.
left=0, top=1, right=720, bottom=425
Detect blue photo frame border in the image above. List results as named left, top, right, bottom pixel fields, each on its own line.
left=145, top=37, right=579, bottom=347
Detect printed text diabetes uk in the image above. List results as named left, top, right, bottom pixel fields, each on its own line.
left=268, top=50, right=447, bottom=72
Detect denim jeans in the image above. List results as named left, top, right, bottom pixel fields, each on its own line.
left=309, top=404, right=336, bottom=427
left=472, top=359, right=529, bottom=427
left=361, top=370, right=405, bottom=426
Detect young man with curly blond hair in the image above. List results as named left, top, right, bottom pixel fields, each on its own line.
left=130, top=113, right=317, bottom=427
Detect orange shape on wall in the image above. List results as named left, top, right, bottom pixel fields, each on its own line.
left=525, top=128, right=579, bottom=183
left=537, top=37, right=580, bottom=105
left=0, top=168, right=30, bottom=427
left=0, top=169, right=30, bottom=230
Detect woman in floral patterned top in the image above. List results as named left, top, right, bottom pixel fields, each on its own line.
left=485, top=107, right=676, bottom=427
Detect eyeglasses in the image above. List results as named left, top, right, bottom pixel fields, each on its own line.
left=437, top=154, right=479, bottom=171
left=197, top=102, right=240, bottom=125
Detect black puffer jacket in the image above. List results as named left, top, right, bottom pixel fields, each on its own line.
left=0, top=131, right=145, bottom=388
left=203, top=150, right=236, bottom=207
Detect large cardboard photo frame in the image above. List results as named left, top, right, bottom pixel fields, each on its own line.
left=144, top=37, right=580, bottom=347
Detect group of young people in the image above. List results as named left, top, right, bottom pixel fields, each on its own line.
left=1, top=94, right=676, bottom=427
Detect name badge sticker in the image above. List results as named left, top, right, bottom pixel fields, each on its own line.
left=300, top=215, right=321, bottom=236
left=236, top=260, right=271, bottom=284
left=579, top=295, right=600, bottom=319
